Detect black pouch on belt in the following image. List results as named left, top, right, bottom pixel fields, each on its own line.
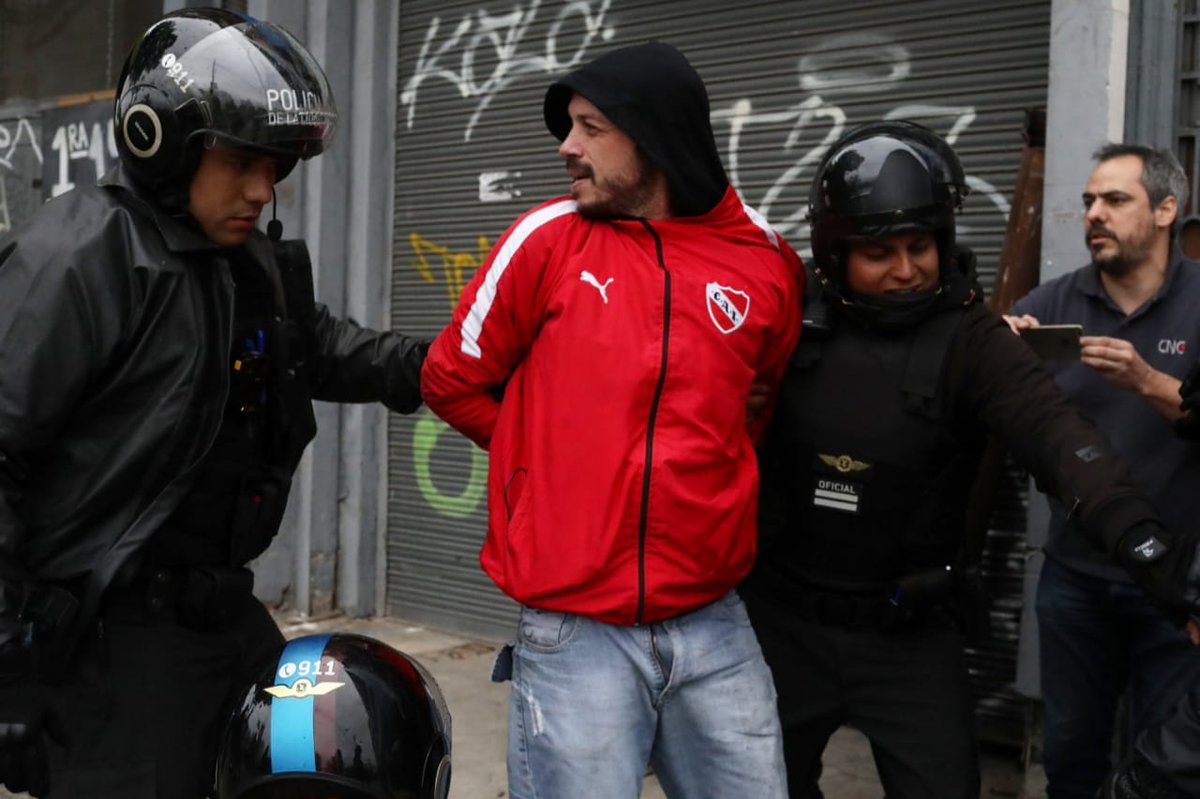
left=17, top=584, right=81, bottom=684
left=176, top=566, right=254, bottom=630
left=229, top=478, right=288, bottom=566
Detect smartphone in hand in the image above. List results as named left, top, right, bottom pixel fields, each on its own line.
left=1019, top=324, right=1083, bottom=360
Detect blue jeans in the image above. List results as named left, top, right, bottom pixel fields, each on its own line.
left=1036, top=555, right=1200, bottom=799
left=496, top=591, right=787, bottom=799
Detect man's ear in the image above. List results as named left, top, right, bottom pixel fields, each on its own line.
left=1155, top=194, right=1179, bottom=231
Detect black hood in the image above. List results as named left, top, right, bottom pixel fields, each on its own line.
left=544, top=41, right=729, bottom=217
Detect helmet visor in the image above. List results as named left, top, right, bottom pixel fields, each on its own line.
left=173, top=19, right=337, bottom=159
left=823, top=136, right=964, bottom=219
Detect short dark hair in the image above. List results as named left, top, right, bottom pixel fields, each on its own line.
left=1093, top=143, right=1189, bottom=219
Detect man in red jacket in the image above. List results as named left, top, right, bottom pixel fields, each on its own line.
left=422, top=41, right=800, bottom=799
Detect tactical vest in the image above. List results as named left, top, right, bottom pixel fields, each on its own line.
left=146, top=241, right=317, bottom=569
left=755, top=302, right=985, bottom=592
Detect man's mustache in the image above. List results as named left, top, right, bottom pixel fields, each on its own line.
left=565, top=158, right=593, bottom=179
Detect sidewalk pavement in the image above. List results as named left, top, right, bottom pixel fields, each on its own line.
left=279, top=612, right=1040, bottom=799
left=0, top=612, right=1041, bottom=799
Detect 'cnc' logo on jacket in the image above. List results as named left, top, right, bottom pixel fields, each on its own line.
left=1158, top=339, right=1188, bottom=355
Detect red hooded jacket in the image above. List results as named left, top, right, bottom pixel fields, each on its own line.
left=422, top=187, right=801, bottom=624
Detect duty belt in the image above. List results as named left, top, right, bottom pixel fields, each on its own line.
left=793, top=582, right=956, bottom=633
left=107, top=565, right=254, bottom=631
left=802, top=586, right=876, bottom=629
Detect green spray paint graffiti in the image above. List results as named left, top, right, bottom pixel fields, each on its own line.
left=409, top=230, right=491, bottom=519
left=412, top=409, right=488, bottom=518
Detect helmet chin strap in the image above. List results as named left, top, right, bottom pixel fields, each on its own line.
left=267, top=188, right=282, bottom=241
left=836, top=245, right=980, bottom=331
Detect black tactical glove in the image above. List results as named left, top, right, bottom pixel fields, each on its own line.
left=1116, top=521, right=1200, bottom=624
left=0, top=675, right=55, bottom=797
left=1099, top=753, right=1189, bottom=799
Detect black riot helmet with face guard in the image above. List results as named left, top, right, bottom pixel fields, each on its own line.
left=114, top=7, right=337, bottom=208
left=808, top=120, right=969, bottom=295
left=215, top=633, right=452, bottom=799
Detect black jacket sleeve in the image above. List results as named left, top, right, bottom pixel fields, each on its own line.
left=307, top=303, right=430, bottom=414
left=0, top=216, right=131, bottom=658
left=953, top=305, right=1159, bottom=553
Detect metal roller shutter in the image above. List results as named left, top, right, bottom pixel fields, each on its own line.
left=0, top=111, right=44, bottom=236
left=389, top=0, right=1049, bottom=739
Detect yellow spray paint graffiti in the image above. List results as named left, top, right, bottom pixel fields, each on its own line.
left=409, top=232, right=493, bottom=518
left=409, top=231, right=491, bottom=309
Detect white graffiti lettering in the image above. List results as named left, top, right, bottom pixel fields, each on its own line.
left=400, top=0, right=615, bottom=141
left=479, top=170, right=523, bottom=202
left=49, top=120, right=117, bottom=198
left=712, top=34, right=1012, bottom=239
left=0, top=177, right=9, bottom=235
left=798, top=32, right=911, bottom=92
left=0, top=117, right=44, bottom=234
left=0, top=117, right=42, bottom=172
left=399, top=23, right=1013, bottom=247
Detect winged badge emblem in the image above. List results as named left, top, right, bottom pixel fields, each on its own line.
left=264, top=678, right=345, bottom=699
left=818, top=453, right=870, bottom=474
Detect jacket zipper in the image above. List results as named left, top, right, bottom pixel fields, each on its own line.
left=636, top=220, right=671, bottom=625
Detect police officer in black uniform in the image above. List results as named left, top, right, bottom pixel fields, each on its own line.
left=741, top=121, right=1199, bottom=799
left=0, top=9, right=426, bottom=798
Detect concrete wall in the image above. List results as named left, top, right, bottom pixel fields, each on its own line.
left=1125, top=0, right=1180, bottom=150
left=241, top=0, right=400, bottom=618
left=1040, top=0, right=1129, bottom=285
left=1016, top=0, right=1130, bottom=699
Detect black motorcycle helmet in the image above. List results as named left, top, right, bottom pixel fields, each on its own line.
left=215, top=633, right=452, bottom=799
left=114, top=7, right=337, bottom=207
left=808, top=120, right=968, bottom=296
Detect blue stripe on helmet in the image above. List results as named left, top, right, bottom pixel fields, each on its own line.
left=270, top=634, right=332, bottom=774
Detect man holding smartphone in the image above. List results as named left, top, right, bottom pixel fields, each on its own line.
left=1003, top=144, right=1200, bottom=799
left=1015, top=324, right=1082, bottom=361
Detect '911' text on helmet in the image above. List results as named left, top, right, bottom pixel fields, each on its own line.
left=216, top=633, right=452, bottom=799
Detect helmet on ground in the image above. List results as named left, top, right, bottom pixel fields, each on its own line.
left=808, top=120, right=968, bottom=292
left=114, top=7, right=337, bottom=203
left=216, top=633, right=452, bottom=799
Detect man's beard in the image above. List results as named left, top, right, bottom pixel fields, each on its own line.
left=571, top=153, right=664, bottom=219
left=1088, top=222, right=1155, bottom=276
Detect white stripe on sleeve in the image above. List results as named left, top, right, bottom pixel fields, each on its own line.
left=742, top=202, right=781, bottom=252
left=460, top=200, right=578, bottom=359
